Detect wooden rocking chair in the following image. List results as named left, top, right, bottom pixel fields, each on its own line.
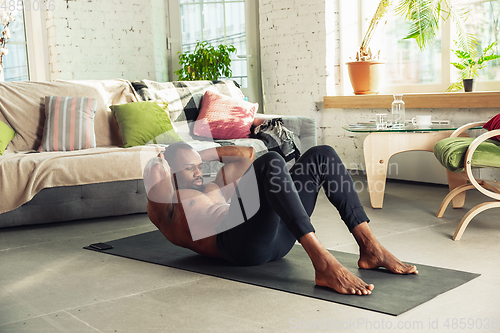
left=434, top=121, right=500, bottom=240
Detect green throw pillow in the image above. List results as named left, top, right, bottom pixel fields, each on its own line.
left=0, top=120, right=15, bottom=155
left=110, top=101, right=183, bottom=148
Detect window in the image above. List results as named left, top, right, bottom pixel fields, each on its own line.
left=168, top=0, right=262, bottom=105
left=463, top=0, right=500, bottom=85
left=179, top=0, right=248, bottom=88
left=2, top=8, right=29, bottom=81
left=340, top=0, right=500, bottom=94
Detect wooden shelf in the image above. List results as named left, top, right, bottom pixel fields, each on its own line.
left=324, top=91, right=500, bottom=109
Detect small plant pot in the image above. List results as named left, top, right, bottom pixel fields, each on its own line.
left=463, top=79, right=475, bottom=92
left=346, top=61, right=384, bottom=95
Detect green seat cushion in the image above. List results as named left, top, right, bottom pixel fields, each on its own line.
left=110, top=101, right=183, bottom=148
left=0, top=120, right=15, bottom=155
left=433, top=137, right=500, bottom=172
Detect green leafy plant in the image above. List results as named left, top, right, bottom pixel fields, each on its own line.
left=174, top=41, right=237, bottom=81
left=396, top=0, right=476, bottom=54
left=355, top=0, right=475, bottom=61
left=447, top=40, right=500, bottom=91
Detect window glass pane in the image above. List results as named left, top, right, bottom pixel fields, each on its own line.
left=229, top=58, right=246, bottom=85
left=181, top=4, right=202, bottom=52
left=202, top=3, right=224, bottom=44
left=462, top=0, right=500, bottom=82
left=225, top=2, right=245, bottom=57
left=3, top=9, right=28, bottom=81
left=179, top=0, right=247, bottom=87
left=379, top=8, right=442, bottom=85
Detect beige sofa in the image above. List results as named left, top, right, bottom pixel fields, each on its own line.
left=0, top=79, right=316, bottom=228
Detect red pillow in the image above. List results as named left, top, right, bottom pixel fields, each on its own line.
left=193, top=90, right=258, bottom=139
left=483, top=113, right=500, bottom=141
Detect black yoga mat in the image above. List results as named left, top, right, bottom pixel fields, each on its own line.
left=84, top=230, right=480, bottom=316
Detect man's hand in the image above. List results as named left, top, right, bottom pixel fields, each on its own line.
left=143, top=153, right=175, bottom=204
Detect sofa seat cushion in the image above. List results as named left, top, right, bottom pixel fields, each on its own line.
left=433, top=137, right=500, bottom=172
left=0, top=146, right=160, bottom=215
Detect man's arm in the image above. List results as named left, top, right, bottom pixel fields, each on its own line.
left=198, top=145, right=255, bottom=188
left=143, top=153, right=176, bottom=225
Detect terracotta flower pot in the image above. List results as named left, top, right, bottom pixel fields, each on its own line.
left=346, top=61, right=384, bottom=95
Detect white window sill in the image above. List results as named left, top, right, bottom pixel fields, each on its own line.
left=324, top=91, right=500, bottom=109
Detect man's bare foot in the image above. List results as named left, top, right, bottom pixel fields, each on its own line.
left=358, top=242, right=418, bottom=274
left=353, top=222, right=418, bottom=275
left=315, top=252, right=374, bottom=295
left=300, top=232, right=373, bottom=295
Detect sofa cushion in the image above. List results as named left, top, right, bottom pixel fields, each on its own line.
left=483, top=113, right=500, bottom=141
left=131, top=80, right=244, bottom=124
left=110, top=101, right=183, bottom=148
left=433, top=137, right=500, bottom=172
left=193, top=90, right=258, bottom=140
left=0, top=80, right=137, bottom=151
left=39, top=96, right=98, bottom=152
left=0, top=120, right=15, bottom=155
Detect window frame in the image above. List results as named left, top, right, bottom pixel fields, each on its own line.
left=339, top=0, right=500, bottom=95
left=23, top=6, right=49, bottom=81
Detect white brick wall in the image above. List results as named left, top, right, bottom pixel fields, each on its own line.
left=259, top=0, right=328, bottom=118
left=258, top=0, right=499, bottom=183
left=47, top=0, right=164, bottom=81
left=44, top=0, right=498, bottom=181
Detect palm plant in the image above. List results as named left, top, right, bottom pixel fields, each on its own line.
left=356, top=0, right=477, bottom=61
left=396, top=0, right=477, bottom=54
left=447, top=40, right=500, bottom=91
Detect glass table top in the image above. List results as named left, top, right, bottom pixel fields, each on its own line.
left=343, top=123, right=482, bottom=133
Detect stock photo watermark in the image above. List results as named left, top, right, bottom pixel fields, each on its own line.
left=289, top=317, right=499, bottom=331
left=1, top=0, right=56, bottom=12
left=141, top=121, right=401, bottom=242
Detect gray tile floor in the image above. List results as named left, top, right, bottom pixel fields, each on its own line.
left=1, top=176, right=499, bottom=332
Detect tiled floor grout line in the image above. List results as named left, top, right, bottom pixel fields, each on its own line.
left=0, top=276, right=211, bottom=328
left=63, top=310, right=104, bottom=333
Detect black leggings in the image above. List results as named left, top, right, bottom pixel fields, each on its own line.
left=216, top=145, right=369, bottom=266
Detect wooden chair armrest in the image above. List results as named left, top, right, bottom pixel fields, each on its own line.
left=464, top=129, right=500, bottom=201
left=450, top=121, right=487, bottom=137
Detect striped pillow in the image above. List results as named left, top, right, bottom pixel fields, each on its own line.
left=39, top=96, right=97, bottom=152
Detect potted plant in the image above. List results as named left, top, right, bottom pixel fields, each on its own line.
left=174, top=40, right=236, bottom=81
left=346, top=0, right=473, bottom=95
left=346, top=0, right=391, bottom=95
left=447, top=41, right=500, bottom=92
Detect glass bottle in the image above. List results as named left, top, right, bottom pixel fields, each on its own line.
left=391, top=94, right=405, bottom=129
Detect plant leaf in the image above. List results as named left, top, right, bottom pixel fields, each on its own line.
left=446, top=80, right=463, bottom=92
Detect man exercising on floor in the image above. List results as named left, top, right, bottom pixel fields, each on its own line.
left=144, top=142, right=417, bottom=296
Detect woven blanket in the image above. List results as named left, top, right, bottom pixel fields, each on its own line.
left=130, top=80, right=244, bottom=123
